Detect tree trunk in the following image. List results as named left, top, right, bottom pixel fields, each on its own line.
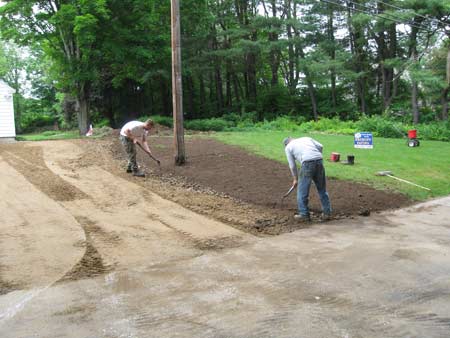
left=347, top=1, right=367, bottom=114
left=243, top=71, right=249, bottom=101
left=441, top=87, right=449, bottom=121
left=411, top=77, right=419, bottom=124
left=209, top=71, right=216, bottom=107
left=328, top=2, right=337, bottom=113
left=160, top=77, right=170, bottom=116
left=62, top=94, right=76, bottom=129
left=269, top=0, right=279, bottom=86
left=377, top=29, right=389, bottom=109
left=215, top=64, right=224, bottom=113
left=212, top=29, right=223, bottom=113
left=443, top=47, right=450, bottom=120
left=199, top=73, right=206, bottom=115
left=285, top=0, right=295, bottom=94
left=76, top=85, right=90, bottom=135
left=411, top=45, right=420, bottom=124
left=307, top=79, right=319, bottom=121
left=185, top=74, right=195, bottom=119
left=376, top=1, right=394, bottom=110
left=12, top=72, right=22, bottom=133
left=247, top=30, right=258, bottom=114
left=358, top=80, right=367, bottom=114
left=247, top=52, right=257, bottom=101
left=214, top=56, right=223, bottom=113
left=295, top=13, right=318, bottom=121
left=232, top=73, right=241, bottom=106
left=298, top=46, right=318, bottom=121
left=408, top=18, right=423, bottom=124
left=103, top=86, right=116, bottom=128
left=226, top=62, right=232, bottom=108
left=385, top=23, right=397, bottom=108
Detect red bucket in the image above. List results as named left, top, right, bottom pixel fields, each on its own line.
left=408, top=129, right=417, bottom=139
left=330, top=152, right=340, bottom=162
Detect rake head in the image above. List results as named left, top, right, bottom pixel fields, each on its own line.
left=376, top=170, right=393, bottom=176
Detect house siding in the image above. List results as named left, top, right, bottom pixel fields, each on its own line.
left=0, top=80, right=16, bottom=138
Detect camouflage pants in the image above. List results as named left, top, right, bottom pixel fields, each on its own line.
left=120, top=135, right=138, bottom=171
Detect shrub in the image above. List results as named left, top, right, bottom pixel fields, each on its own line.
left=356, top=116, right=405, bottom=138
left=153, top=115, right=173, bottom=128
left=221, top=112, right=242, bottom=124
left=185, top=118, right=232, bottom=131
left=417, top=121, right=450, bottom=141
left=256, top=116, right=300, bottom=131
left=20, top=113, right=57, bottom=133
left=139, top=115, right=173, bottom=128
left=93, top=118, right=110, bottom=128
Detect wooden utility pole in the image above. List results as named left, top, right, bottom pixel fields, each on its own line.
left=171, top=0, right=186, bottom=165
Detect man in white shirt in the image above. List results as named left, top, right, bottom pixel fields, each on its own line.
left=120, top=119, right=160, bottom=177
left=284, top=136, right=331, bottom=221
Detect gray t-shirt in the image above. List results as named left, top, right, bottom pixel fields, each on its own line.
left=285, top=137, right=323, bottom=177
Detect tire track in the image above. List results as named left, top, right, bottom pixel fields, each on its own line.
left=1, top=145, right=88, bottom=202
left=58, top=216, right=112, bottom=283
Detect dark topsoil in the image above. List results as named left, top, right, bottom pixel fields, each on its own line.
left=107, top=129, right=413, bottom=232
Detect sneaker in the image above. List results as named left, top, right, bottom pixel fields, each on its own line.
left=294, top=214, right=311, bottom=222
left=132, top=170, right=145, bottom=177
left=320, top=213, right=332, bottom=221
left=126, top=167, right=133, bottom=173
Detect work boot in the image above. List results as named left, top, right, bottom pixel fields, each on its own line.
left=132, top=170, right=145, bottom=177
left=294, top=214, right=311, bottom=222
left=320, top=213, right=332, bottom=221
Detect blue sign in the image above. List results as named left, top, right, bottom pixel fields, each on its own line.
left=354, top=132, right=373, bottom=149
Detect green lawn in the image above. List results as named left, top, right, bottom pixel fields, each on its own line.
left=16, top=130, right=81, bottom=141
left=214, top=131, right=450, bottom=200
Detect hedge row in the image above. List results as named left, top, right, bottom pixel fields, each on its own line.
left=143, top=115, right=450, bottom=142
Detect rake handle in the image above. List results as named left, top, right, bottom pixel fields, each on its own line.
left=386, top=174, right=431, bottom=191
left=136, top=142, right=160, bottom=165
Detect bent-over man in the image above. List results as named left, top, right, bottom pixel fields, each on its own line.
left=120, top=119, right=160, bottom=177
left=283, top=136, right=331, bottom=221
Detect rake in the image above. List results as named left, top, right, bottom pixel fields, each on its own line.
left=280, top=184, right=296, bottom=206
left=376, top=171, right=431, bottom=191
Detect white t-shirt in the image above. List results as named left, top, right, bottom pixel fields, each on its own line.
left=120, top=121, right=148, bottom=140
left=285, top=137, right=323, bottom=177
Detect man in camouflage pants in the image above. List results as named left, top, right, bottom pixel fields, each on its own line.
left=119, top=119, right=160, bottom=177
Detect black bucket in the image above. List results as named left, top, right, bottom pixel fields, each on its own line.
left=342, top=155, right=355, bottom=165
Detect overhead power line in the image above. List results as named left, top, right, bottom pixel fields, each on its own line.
left=321, top=0, right=434, bottom=33
left=345, top=0, right=446, bottom=34
left=372, top=0, right=448, bottom=27
left=344, top=0, right=415, bottom=26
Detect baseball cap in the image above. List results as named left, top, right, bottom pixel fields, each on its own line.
left=283, top=137, right=292, bottom=147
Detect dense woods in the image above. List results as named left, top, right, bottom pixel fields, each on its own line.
left=0, top=0, right=449, bottom=134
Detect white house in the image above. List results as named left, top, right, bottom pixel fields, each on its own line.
left=0, top=79, right=16, bottom=140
